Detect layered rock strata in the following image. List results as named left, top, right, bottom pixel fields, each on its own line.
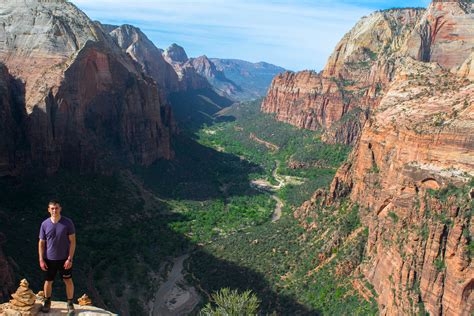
left=297, top=58, right=474, bottom=315
left=262, top=8, right=425, bottom=144
left=262, top=1, right=474, bottom=144
left=0, top=0, right=175, bottom=174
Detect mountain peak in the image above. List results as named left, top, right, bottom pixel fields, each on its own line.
left=164, top=43, right=189, bottom=63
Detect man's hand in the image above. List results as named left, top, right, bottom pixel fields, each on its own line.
left=64, top=259, right=73, bottom=270
left=40, top=259, right=48, bottom=271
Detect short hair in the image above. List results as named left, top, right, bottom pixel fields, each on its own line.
left=48, top=199, right=61, bottom=206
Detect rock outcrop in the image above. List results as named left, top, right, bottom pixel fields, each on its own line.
left=0, top=64, right=28, bottom=176
left=262, top=1, right=474, bottom=144
left=106, top=24, right=181, bottom=92
left=0, top=0, right=175, bottom=175
left=404, top=0, right=474, bottom=70
left=163, top=44, right=210, bottom=91
left=188, top=55, right=242, bottom=99
left=262, top=8, right=425, bottom=144
left=290, top=2, right=474, bottom=314
left=0, top=233, right=14, bottom=304
left=296, top=57, right=474, bottom=315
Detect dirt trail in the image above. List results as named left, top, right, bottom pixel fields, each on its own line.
left=150, top=255, right=200, bottom=316
left=250, top=160, right=304, bottom=222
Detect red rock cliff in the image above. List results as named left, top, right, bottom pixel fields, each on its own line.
left=262, top=1, right=474, bottom=144
left=0, top=0, right=175, bottom=174
left=297, top=58, right=474, bottom=315
left=262, top=9, right=424, bottom=144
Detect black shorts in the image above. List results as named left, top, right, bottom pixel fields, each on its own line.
left=44, top=259, right=73, bottom=281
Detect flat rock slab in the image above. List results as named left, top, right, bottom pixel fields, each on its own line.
left=1, top=301, right=117, bottom=316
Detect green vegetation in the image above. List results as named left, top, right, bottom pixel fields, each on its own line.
left=189, top=202, right=377, bottom=315
left=433, top=258, right=446, bottom=272
left=1, top=98, right=372, bottom=315
left=199, top=288, right=260, bottom=316
left=388, top=212, right=399, bottom=223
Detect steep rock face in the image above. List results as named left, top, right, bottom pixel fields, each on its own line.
left=107, top=24, right=181, bottom=92
left=457, top=52, right=474, bottom=81
left=163, top=43, right=188, bottom=64
left=298, top=58, right=474, bottom=315
left=342, top=59, right=473, bottom=316
left=262, top=8, right=424, bottom=144
left=189, top=55, right=242, bottom=99
left=0, top=64, right=28, bottom=176
left=404, top=0, right=474, bottom=71
left=163, top=44, right=210, bottom=91
left=0, top=0, right=174, bottom=174
left=0, top=232, right=14, bottom=304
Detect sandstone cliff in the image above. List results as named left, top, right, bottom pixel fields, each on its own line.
left=262, top=1, right=474, bottom=145
left=106, top=24, right=181, bottom=93
left=296, top=57, right=474, bottom=315
left=262, top=8, right=425, bottom=144
left=0, top=0, right=175, bottom=175
left=289, top=1, right=474, bottom=314
left=404, top=0, right=474, bottom=70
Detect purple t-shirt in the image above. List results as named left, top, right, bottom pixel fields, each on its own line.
left=39, top=216, right=75, bottom=260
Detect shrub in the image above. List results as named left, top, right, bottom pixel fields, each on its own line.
left=199, top=288, right=260, bottom=316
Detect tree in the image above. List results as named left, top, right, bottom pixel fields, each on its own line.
left=199, top=288, right=260, bottom=316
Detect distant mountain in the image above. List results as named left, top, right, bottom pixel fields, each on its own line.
left=162, top=43, right=211, bottom=91
left=211, top=59, right=286, bottom=99
left=188, top=55, right=243, bottom=100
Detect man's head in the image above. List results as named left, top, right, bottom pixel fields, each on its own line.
left=48, top=200, right=62, bottom=218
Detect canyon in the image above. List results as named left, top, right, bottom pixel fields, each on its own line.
left=0, top=0, right=472, bottom=315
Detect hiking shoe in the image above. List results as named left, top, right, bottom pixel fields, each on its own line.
left=41, top=298, right=51, bottom=313
left=67, top=301, right=75, bottom=315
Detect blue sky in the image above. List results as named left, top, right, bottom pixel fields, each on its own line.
left=73, top=0, right=430, bottom=71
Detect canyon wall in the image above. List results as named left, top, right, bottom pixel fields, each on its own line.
left=0, top=0, right=175, bottom=175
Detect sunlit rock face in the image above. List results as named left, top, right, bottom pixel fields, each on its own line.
left=163, top=43, right=211, bottom=91
left=291, top=1, right=474, bottom=314
left=262, top=8, right=425, bottom=144
left=262, top=1, right=474, bottom=145
left=107, top=24, right=181, bottom=93
left=404, top=0, right=474, bottom=71
left=0, top=0, right=175, bottom=175
left=297, top=57, right=474, bottom=315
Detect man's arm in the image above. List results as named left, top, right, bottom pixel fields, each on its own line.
left=38, top=239, right=48, bottom=271
left=68, top=234, right=76, bottom=260
left=64, top=234, right=76, bottom=269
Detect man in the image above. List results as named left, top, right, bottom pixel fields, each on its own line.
left=38, top=200, right=76, bottom=314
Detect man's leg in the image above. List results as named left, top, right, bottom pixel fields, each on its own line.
left=43, top=280, right=53, bottom=298
left=42, top=260, right=56, bottom=313
left=63, top=278, right=74, bottom=300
